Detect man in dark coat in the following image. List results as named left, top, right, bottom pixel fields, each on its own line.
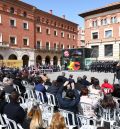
left=3, top=91, right=26, bottom=124
left=57, top=72, right=68, bottom=84
left=57, top=83, right=80, bottom=113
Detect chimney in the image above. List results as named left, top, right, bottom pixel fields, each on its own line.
left=63, top=15, right=65, bottom=19
left=49, top=10, right=53, bottom=14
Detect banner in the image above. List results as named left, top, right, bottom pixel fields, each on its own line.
left=0, top=60, right=23, bottom=68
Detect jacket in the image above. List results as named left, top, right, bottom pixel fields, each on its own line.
left=3, top=101, right=26, bottom=124
left=57, top=86, right=80, bottom=113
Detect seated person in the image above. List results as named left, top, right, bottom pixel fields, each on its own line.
left=79, top=88, right=97, bottom=117
left=35, top=76, right=47, bottom=102
left=47, top=111, right=67, bottom=129
left=81, top=75, right=90, bottom=87
left=94, top=94, right=119, bottom=118
left=101, top=79, right=114, bottom=95
left=3, top=91, right=26, bottom=125
left=57, top=81, right=80, bottom=113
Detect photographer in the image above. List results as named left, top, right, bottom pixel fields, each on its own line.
left=57, top=81, right=80, bottom=113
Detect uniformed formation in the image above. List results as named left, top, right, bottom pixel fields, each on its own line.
left=90, top=61, right=118, bottom=73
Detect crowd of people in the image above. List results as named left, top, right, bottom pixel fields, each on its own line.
left=0, top=64, right=120, bottom=129
left=90, top=61, right=118, bottom=73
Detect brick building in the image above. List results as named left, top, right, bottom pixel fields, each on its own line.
left=79, top=2, right=120, bottom=61
left=77, top=27, right=85, bottom=47
left=0, top=0, right=78, bottom=66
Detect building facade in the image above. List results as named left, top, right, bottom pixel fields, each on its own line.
left=79, top=2, right=120, bottom=61
left=77, top=27, right=85, bottom=47
left=0, top=0, right=78, bottom=66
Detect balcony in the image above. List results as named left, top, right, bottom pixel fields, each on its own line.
left=0, top=42, right=9, bottom=48
left=35, top=46, right=62, bottom=53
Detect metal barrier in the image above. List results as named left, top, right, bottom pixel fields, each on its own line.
left=39, top=69, right=53, bottom=73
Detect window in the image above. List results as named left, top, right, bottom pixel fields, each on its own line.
left=46, top=28, right=50, bottom=35
left=104, top=44, right=113, bottom=56
left=61, top=31, right=64, bottom=38
left=23, top=38, right=29, bottom=46
left=101, top=18, right=107, bottom=25
left=73, top=35, right=75, bottom=40
left=54, top=30, right=57, bottom=36
left=10, top=19, right=16, bottom=27
left=36, top=41, right=41, bottom=49
left=67, top=45, right=70, bottom=49
left=46, top=42, right=50, bottom=50
left=23, top=11, right=27, bottom=17
left=0, top=33, right=2, bottom=43
left=61, top=44, right=64, bottom=49
left=91, top=46, right=99, bottom=58
left=111, top=17, right=117, bottom=23
left=54, top=43, right=57, bottom=50
left=67, top=34, right=70, bottom=39
left=105, top=30, right=112, bottom=38
left=0, top=15, right=1, bottom=23
left=36, top=26, right=41, bottom=33
left=10, top=36, right=16, bottom=45
left=92, top=20, right=97, bottom=27
left=10, top=7, right=14, bottom=14
left=101, top=19, right=103, bottom=25
left=36, top=17, right=40, bottom=23
left=104, top=19, right=107, bottom=25
left=23, top=22, right=28, bottom=30
left=73, top=45, right=75, bottom=48
left=92, top=32, right=98, bottom=39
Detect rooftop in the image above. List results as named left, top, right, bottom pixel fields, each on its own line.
left=79, top=1, right=120, bottom=18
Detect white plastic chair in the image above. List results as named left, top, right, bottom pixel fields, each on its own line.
left=59, top=109, right=77, bottom=129
left=111, top=125, right=120, bottom=129
left=35, top=91, right=45, bottom=104
left=41, top=104, right=54, bottom=127
left=24, top=89, right=35, bottom=100
left=80, top=102, right=94, bottom=116
left=98, top=105, right=117, bottom=127
left=5, top=93, right=11, bottom=103
left=21, top=80, right=29, bottom=87
left=13, top=84, right=21, bottom=94
left=46, top=92, right=56, bottom=106
left=7, top=118, right=24, bottom=129
left=77, top=114, right=98, bottom=128
left=0, top=114, right=8, bottom=126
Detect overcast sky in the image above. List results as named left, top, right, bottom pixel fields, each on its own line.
left=22, top=0, right=119, bottom=28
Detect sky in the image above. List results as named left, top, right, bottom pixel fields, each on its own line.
left=22, top=0, right=119, bottom=28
